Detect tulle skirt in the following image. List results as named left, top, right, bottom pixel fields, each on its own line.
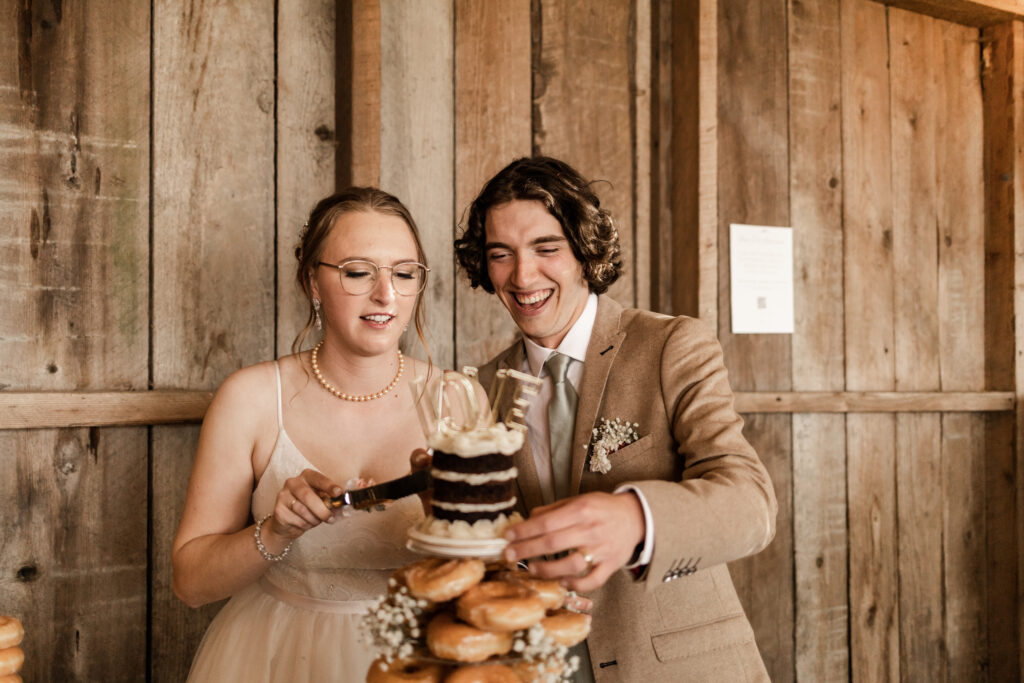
left=186, top=579, right=378, bottom=683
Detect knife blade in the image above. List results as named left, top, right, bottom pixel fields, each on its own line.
left=324, top=469, right=432, bottom=510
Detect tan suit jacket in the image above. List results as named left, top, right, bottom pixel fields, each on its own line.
left=478, top=295, right=777, bottom=682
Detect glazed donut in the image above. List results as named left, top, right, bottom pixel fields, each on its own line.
left=443, top=663, right=519, bottom=683
left=405, top=558, right=486, bottom=602
left=426, top=613, right=513, bottom=663
left=493, top=571, right=566, bottom=610
left=0, top=619, right=22, bottom=650
left=510, top=660, right=562, bottom=682
left=539, top=609, right=591, bottom=647
left=456, top=581, right=546, bottom=632
left=366, top=656, right=444, bottom=683
left=0, top=648, right=23, bottom=676
left=387, top=568, right=438, bottom=612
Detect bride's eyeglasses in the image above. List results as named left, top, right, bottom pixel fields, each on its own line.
left=317, top=259, right=429, bottom=296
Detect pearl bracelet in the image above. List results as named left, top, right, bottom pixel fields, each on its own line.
left=254, top=514, right=292, bottom=562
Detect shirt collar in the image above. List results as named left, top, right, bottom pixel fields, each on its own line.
left=524, top=293, right=599, bottom=376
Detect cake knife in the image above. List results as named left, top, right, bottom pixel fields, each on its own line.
left=322, top=469, right=431, bottom=510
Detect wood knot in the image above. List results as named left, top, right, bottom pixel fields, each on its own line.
left=17, top=565, right=39, bottom=582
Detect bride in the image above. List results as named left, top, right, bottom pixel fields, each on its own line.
left=173, top=187, right=436, bottom=681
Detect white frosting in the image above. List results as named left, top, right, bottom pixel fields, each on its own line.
left=430, top=466, right=518, bottom=485
left=427, top=422, right=524, bottom=457
left=420, top=512, right=524, bottom=539
left=432, top=497, right=517, bottom=513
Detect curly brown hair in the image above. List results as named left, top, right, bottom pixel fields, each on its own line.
left=454, top=156, right=622, bottom=294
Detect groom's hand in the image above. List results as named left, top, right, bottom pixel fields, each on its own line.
left=502, top=491, right=645, bottom=592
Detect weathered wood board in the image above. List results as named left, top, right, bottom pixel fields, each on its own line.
left=337, top=0, right=382, bottom=189
left=651, top=0, right=674, bottom=315
left=787, top=0, right=848, bottom=678
left=452, top=0, right=531, bottom=368
left=842, top=2, right=899, bottom=681
left=150, top=0, right=277, bottom=679
left=0, top=1, right=150, bottom=680
left=931, top=14, right=991, bottom=681
left=533, top=0, right=636, bottom=309
left=380, top=0, right=455, bottom=370
left=889, top=10, right=944, bottom=681
left=981, top=20, right=1023, bottom=682
left=716, top=1, right=794, bottom=679
left=276, top=0, right=338, bottom=356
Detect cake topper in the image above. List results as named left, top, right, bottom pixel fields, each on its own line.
left=488, top=369, right=542, bottom=432
left=413, top=367, right=541, bottom=437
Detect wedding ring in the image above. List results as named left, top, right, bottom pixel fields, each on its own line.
left=580, top=550, right=595, bottom=571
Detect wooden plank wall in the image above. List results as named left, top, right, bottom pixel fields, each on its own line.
left=788, top=0, right=849, bottom=680
left=149, top=1, right=278, bottom=680
left=2, top=1, right=1023, bottom=681
left=716, top=1, right=796, bottom=679
left=720, top=0, right=1017, bottom=681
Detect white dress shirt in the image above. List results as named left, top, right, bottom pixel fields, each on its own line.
left=521, top=293, right=655, bottom=568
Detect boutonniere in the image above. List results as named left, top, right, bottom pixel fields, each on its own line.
left=585, top=418, right=640, bottom=474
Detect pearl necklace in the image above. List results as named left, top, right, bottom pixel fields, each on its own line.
left=310, top=340, right=404, bottom=402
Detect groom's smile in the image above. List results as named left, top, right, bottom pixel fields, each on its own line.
left=484, top=199, right=590, bottom=349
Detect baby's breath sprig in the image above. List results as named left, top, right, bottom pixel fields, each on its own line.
left=586, top=417, right=641, bottom=474
left=512, top=623, right=581, bottom=682
left=360, top=579, right=428, bottom=663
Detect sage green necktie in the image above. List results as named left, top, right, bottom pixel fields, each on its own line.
left=545, top=352, right=578, bottom=501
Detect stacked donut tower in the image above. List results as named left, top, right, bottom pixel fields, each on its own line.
left=364, top=557, right=590, bottom=683
left=0, top=616, right=24, bottom=682
left=363, top=371, right=591, bottom=683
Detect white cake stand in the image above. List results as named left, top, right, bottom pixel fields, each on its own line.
left=406, top=526, right=508, bottom=559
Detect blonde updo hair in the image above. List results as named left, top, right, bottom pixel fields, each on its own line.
left=292, top=187, right=430, bottom=359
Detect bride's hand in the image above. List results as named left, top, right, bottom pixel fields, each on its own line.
left=269, top=468, right=342, bottom=539
left=410, top=448, right=433, bottom=514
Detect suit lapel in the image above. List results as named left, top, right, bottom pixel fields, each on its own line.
left=570, top=296, right=626, bottom=494
left=493, top=342, right=545, bottom=513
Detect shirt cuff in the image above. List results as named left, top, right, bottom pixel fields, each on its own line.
left=614, top=484, right=654, bottom=569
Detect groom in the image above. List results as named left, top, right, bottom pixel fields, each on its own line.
left=454, top=156, right=777, bottom=682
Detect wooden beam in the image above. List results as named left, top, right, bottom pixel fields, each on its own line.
left=337, top=0, right=381, bottom=187
left=1011, top=20, right=1024, bottom=679
left=736, top=391, right=1015, bottom=414
left=983, top=20, right=1023, bottom=681
left=873, top=0, right=1024, bottom=26
left=0, top=390, right=1012, bottom=430
left=1010, top=19, right=1024, bottom=681
left=0, top=392, right=213, bottom=429
left=670, top=0, right=718, bottom=324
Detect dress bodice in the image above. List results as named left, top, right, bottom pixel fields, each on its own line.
left=251, top=363, right=422, bottom=601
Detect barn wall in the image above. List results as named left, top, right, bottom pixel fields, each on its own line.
left=1, top=1, right=1021, bottom=681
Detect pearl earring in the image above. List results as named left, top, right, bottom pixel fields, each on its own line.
left=313, top=298, right=322, bottom=330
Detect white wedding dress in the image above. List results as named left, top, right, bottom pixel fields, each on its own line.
left=186, top=362, right=422, bottom=682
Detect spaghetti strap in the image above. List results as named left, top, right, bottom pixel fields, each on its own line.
left=273, top=361, right=284, bottom=431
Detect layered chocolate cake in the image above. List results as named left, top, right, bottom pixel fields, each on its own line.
left=421, top=423, right=524, bottom=539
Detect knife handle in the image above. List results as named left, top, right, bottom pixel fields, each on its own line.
left=321, top=469, right=431, bottom=510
